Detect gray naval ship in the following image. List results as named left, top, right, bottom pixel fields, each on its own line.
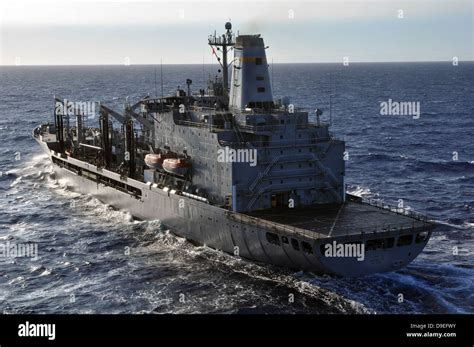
left=33, top=23, right=435, bottom=276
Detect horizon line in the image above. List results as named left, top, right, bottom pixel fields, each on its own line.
left=1, top=60, right=473, bottom=67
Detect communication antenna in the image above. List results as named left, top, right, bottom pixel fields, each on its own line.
left=208, top=22, right=235, bottom=96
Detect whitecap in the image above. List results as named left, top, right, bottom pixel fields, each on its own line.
left=39, top=268, right=52, bottom=276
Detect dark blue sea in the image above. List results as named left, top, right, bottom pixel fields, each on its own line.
left=0, top=62, right=473, bottom=313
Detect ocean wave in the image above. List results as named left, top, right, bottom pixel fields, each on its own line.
left=347, top=185, right=377, bottom=198
left=1, top=64, right=472, bottom=314
left=362, top=152, right=415, bottom=163
left=435, top=219, right=474, bottom=230
left=411, top=159, right=474, bottom=173
left=141, top=228, right=370, bottom=314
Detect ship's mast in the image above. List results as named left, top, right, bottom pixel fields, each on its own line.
left=208, top=22, right=235, bottom=96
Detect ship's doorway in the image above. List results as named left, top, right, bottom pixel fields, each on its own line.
left=271, top=192, right=290, bottom=208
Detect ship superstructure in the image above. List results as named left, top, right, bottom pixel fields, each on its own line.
left=33, top=23, right=435, bottom=276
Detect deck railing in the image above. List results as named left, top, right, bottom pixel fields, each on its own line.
left=359, top=197, right=431, bottom=223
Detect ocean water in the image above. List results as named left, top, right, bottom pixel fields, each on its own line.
left=0, top=63, right=473, bottom=314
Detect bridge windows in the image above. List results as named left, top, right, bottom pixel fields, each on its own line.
left=281, top=236, right=289, bottom=244
left=247, top=101, right=274, bottom=109
left=257, top=87, right=266, bottom=93
left=255, top=58, right=263, bottom=65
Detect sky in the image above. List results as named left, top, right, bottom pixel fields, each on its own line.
left=0, top=0, right=472, bottom=65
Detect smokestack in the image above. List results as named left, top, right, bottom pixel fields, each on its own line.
left=229, top=35, right=273, bottom=110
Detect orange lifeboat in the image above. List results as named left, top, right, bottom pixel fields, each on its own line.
left=144, top=153, right=172, bottom=170
left=162, top=158, right=191, bottom=177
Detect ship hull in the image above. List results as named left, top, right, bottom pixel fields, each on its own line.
left=37, top=139, right=432, bottom=277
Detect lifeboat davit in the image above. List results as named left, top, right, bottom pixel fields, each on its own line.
left=144, top=153, right=172, bottom=170
left=162, top=158, right=191, bottom=177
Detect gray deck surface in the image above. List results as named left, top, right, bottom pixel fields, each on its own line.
left=246, top=201, right=427, bottom=237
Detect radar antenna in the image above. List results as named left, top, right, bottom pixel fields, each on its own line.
left=208, top=21, right=235, bottom=97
